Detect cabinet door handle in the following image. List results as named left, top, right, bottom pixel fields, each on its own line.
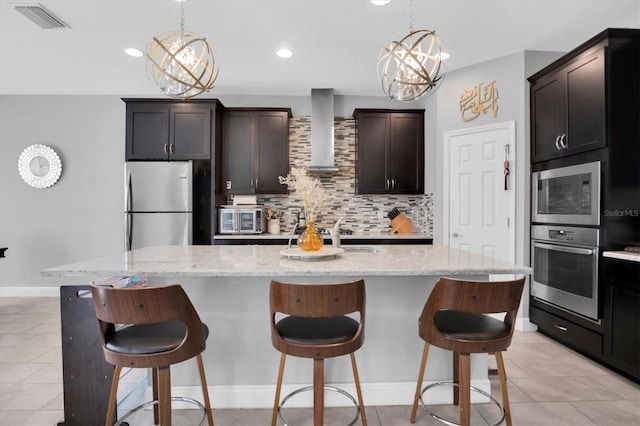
left=170, top=143, right=175, bottom=155
left=559, top=133, right=568, bottom=149
left=555, top=135, right=562, bottom=151
left=555, top=324, right=568, bottom=332
left=164, top=143, right=169, bottom=154
left=254, top=178, right=258, bottom=189
left=391, top=179, right=395, bottom=189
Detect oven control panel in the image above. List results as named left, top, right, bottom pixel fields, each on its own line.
left=532, top=225, right=600, bottom=246
left=548, top=229, right=575, bottom=241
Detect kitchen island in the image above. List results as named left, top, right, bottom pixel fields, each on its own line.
left=43, top=244, right=531, bottom=413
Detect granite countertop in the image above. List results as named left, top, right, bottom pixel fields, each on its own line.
left=603, top=251, right=640, bottom=263
left=41, top=244, right=531, bottom=278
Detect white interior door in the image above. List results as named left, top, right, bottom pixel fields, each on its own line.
left=443, top=122, right=515, bottom=263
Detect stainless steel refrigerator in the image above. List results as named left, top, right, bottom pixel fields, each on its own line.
left=124, top=162, right=193, bottom=250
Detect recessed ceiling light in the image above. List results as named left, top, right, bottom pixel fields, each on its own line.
left=125, top=48, right=144, bottom=57
left=371, top=0, right=391, bottom=5
left=276, top=48, right=294, bottom=58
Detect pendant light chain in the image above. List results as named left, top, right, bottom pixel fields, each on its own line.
left=180, top=1, right=185, bottom=39
left=409, top=0, right=414, bottom=31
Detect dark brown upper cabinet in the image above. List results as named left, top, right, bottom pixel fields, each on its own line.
left=353, top=109, right=424, bottom=194
left=529, top=29, right=639, bottom=163
left=124, top=99, right=220, bottom=161
left=222, top=108, right=291, bottom=195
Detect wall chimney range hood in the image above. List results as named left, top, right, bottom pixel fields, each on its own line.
left=309, top=88, right=339, bottom=172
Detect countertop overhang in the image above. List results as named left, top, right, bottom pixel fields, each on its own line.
left=603, top=250, right=640, bottom=263
left=41, top=244, right=531, bottom=278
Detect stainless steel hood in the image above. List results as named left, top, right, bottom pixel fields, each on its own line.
left=309, top=88, right=339, bottom=172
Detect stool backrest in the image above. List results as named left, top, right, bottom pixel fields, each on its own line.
left=419, top=277, right=525, bottom=353
left=91, top=284, right=206, bottom=366
left=270, top=280, right=366, bottom=319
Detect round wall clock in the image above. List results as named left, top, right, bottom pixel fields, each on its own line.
left=17, top=144, right=63, bottom=189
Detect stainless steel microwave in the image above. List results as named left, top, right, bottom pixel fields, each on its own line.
left=532, top=161, right=601, bottom=226
left=218, top=206, right=265, bottom=234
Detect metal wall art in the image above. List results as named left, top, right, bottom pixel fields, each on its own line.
left=460, top=81, right=499, bottom=122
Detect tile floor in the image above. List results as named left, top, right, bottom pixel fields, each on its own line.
left=1, top=297, right=639, bottom=426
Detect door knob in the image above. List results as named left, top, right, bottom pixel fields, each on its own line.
left=452, top=232, right=461, bottom=238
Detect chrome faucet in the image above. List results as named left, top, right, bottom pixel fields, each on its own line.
left=287, top=223, right=299, bottom=249
left=331, top=217, right=344, bottom=248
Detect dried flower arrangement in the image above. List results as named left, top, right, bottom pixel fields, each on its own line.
left=278, top=167, right=331, bottom=223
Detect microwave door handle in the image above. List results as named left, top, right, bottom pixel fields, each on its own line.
left=534, top=242, right=594, bottom=256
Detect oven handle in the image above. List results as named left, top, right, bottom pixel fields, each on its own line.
left=533, top=241, right=594, bottom=256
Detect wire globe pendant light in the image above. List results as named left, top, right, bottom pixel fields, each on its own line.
left=145, top=0, right=218, bottom=99
left=377, top=1, right=446, bottom=101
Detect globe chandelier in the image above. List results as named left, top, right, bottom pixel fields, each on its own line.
left=145, top=0, right=218, bottom=99
left=377, top=0, right=447, bottom=101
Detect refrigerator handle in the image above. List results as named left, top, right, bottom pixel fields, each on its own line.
left=126, top=171, right=133, bottom=213
left=125, top=213, right=133, bottom=251
left=125, top=170, right=133, bottom=250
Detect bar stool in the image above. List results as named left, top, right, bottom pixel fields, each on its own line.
left=91, top=283, right=214, bottom=426
left=410, top=277, right=525, bottom=426
left=269, top=279, right=367, bottom=426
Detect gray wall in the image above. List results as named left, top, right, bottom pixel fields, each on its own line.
left=0, top=96, right=126, bottom=292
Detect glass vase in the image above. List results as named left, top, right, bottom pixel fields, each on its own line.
left=297, top=221, right=324, bottom=251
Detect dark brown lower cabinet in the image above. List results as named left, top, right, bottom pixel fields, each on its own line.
left=530, top=301, right=604, bottom=360
left=603, top=257, right=640, bottom=381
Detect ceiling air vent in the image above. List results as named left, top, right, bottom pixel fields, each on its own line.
left=15, top=4, right=70, bottom=29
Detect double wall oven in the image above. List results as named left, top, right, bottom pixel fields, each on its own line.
left=531, top=161, right=602, bottom=321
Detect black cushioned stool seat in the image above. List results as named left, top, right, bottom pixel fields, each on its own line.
left=434, top=311, right=510, bottom=341
left=277, top=316, right=359, bottom=345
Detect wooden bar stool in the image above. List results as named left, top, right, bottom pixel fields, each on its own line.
left=269, top=279, right=367, bottom=426
left=91, top=283, right=215, bottom=426
left=410, top=277, right=525, bottom=426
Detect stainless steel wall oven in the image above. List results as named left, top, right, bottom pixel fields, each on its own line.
left=531, top=225, right=600, bottom=320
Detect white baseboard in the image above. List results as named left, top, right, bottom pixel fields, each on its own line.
left=516, top=317, right=538, bottom=332
left=0, top=287, right=60, bottom=297
left=144, top=379, right=492, bottom=410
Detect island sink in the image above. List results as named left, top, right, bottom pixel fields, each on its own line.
left=341, top=245, right=384, bottom=253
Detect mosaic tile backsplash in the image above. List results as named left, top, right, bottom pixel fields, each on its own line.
left=241, top=116, right=433, bottom=235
